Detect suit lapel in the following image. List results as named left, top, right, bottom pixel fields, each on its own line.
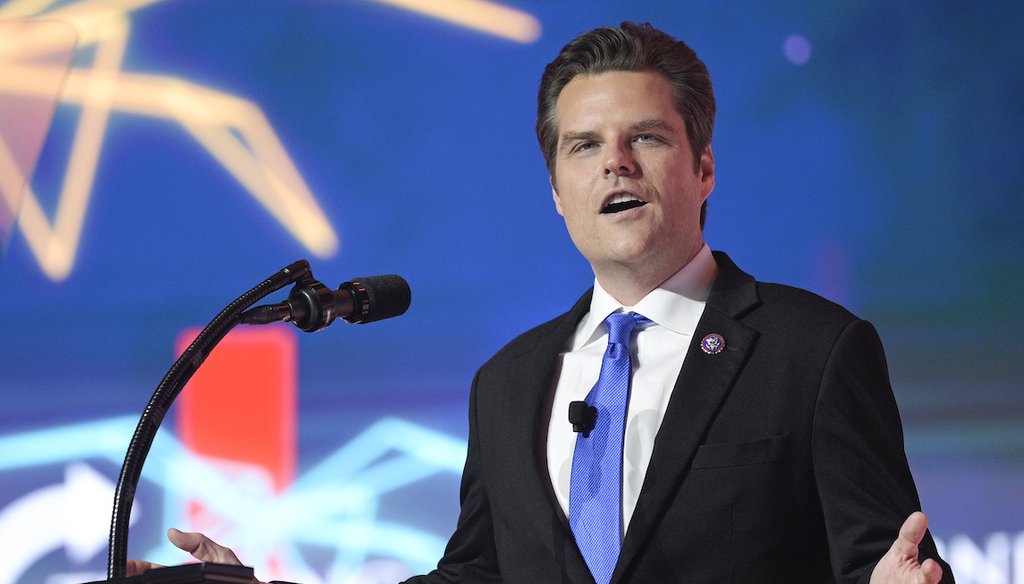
left=504, top=291, right=596, bottom=581
left=613, top=252, right=762, bottom=582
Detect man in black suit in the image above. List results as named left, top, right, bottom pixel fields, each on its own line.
left=130, top=22, right=952, bottom=584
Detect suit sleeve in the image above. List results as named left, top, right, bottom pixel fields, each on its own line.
left=401, top=369, right=503, bottom=583
left=811, top=319, right=953, bottom=583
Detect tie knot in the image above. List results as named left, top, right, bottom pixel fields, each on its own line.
left=603, top=312, right=648, bottom=346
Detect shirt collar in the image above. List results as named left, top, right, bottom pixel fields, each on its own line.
left=573, top=244, right=719, bottom=350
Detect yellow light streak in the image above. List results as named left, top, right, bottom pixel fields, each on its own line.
left=0, top=20, right=75, bottom=234
left=0, top=0, right=540, bottom=281
left=370, top=0, right=541, bottom=43
left=1, top=2, right=340, bottom=281
left=0, top=135, right=29, bottom=222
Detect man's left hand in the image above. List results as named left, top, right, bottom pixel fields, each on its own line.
left=870, top=512, right=944, bottom=584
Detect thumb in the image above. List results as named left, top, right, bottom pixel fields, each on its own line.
left=894, top=511, right=928, bottom=560
left=167, top=528, right=244, bottom=566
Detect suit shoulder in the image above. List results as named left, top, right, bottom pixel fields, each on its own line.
left=711, top=251, right=860, bottom=332
left=485, top=309, right=573, bottom=364
left=478, top=290, right=591, bottom=373
left=753, top=280, right=861, bottom=330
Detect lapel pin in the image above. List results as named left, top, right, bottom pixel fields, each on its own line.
left=700, top=333, right=725, bottom=355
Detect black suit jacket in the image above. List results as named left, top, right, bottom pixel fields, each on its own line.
left=406, top=252, right=952, bottom=583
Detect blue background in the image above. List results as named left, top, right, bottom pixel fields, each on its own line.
left=1, top=1, right=1022, bottom=582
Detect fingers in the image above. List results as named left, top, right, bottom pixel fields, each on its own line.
left=870, top=512, right=946, bottom=584
left=126, top=559, right=164, bottom=576
left=919, top=558, right=944, bottom=584
left=889, top=512, right=943, bottom=584
left=127, top=530, right=259, bottom=584
left=166, top=528, right=244, bottom=566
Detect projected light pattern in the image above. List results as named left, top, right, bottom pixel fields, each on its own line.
left=0, top=0, right=539, bottom=281
left=0, top=0, right=337, bottom=280
left=373, top=0, right=541, bottom=43
left=0, top=20, right=75, bottom=252
left=0, top=417, right=466, bottom=583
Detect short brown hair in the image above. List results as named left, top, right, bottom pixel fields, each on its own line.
left=536, top=22, right=716, bottom=224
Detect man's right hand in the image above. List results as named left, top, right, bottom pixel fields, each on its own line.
left=126, top=528, right=250, bottom=578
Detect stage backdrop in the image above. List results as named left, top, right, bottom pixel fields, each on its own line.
left=1, top=1, right=1021, bottom=583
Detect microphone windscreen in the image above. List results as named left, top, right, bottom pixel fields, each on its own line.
left=341, top=275, right=411, bottom=324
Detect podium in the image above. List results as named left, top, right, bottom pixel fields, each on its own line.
left=86, top=564, right=255, bottom=584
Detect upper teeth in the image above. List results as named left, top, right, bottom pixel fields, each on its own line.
left=608, top=193, right=640, bottom=205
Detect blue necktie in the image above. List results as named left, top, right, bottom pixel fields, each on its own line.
left=569, top=311, right=648, bottom=584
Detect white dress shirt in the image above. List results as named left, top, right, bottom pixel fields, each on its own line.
left=546, top=244, right=718, bottom=534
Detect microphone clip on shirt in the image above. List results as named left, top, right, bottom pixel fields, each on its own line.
left=569, top=400, right=597, bottom=436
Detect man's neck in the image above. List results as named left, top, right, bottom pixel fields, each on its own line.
left=594, top=242, right=705, bottom=306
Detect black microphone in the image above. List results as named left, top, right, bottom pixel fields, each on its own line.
left=241, top=274, right=411, bottom=331
left=569, top=400, right=597, bottom=436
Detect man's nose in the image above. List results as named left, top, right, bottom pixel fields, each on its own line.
left=604, top=143, right=638, bottom=177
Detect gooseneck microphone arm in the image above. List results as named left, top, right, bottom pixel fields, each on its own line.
left=106, top=261, right=411, bottom=580
left=106, top=259, right=311, bottom=579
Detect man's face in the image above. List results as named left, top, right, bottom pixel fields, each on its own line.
left=551, top=70, right=714, bottom=283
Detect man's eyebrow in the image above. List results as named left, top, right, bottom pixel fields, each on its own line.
left=558, top=131, right=600, bottom=151
left=632, top=118, right=677, bottom=133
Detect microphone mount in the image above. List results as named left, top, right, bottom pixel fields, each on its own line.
left=105, top=260, right=409, bottom=580
left=240, top=273, right=411, bottom=332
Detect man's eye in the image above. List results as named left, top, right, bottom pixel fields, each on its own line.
left=634, top=134, right=658, bottom=143
left=574, top=141, right=598, bottom=153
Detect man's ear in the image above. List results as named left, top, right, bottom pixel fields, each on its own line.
left=551, top=177, right=565, bottom=216
left=699, top=145, right=715, bottom=201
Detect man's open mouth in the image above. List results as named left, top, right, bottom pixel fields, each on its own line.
left=601, top=193, right=648, bottom=214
